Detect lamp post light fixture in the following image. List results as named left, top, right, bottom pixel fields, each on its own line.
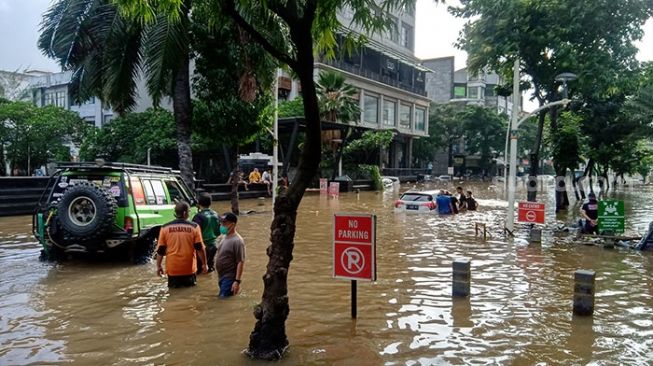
left=555, top=72, right=578, bottom=99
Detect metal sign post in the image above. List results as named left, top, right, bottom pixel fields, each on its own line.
left=333, top=213, right=377, bottom=319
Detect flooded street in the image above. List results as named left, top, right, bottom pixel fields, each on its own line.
left=1, top=182, right=652, bottom=365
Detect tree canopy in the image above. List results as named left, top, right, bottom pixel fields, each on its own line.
left=0, top=100, right=88, bottom=174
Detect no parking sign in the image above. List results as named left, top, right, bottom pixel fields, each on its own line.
left=333, top=213, right=376, bottom=281
left=518, top=202, right=545, bottom=224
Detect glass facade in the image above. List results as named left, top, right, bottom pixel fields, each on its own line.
left=363, top=94, right=379, bottom=124
left=400, top=104, right=411, bottom=128
left=415, top=107, right=426, bottom=131
left=383, top=99, right=396, bottom=126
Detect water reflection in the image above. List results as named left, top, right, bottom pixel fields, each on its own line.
left=0, top=183, right=652, bottom=365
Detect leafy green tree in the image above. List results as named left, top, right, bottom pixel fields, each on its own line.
left=278, top=97, right=305, bottom=118
left=0, top=100, right=87, bottom=174
left=115, top=0, right=418, bottom=359
left=344, top=130, right=394, bottom=158
left=39, top=0, right=196, bottom=187
left=460, top=105, right=508, bottom=171
left=413, top=104, right=465, bottom=168
left=79, top=108, right=177, bottom=165
left=414, top=104, right=509, bottom=173
left=452, top=0, right=653, bottom=207
left=635, top=145, right=653, bottom=183
left=191, top=6, right=275, bottom=214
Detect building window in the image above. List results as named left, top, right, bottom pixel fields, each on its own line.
left=389, top=18, right=400, bottom=43
left=415, top=107, right=426, bottom=131
left=363, top=94, right=379, bottom=124
left=383, top=99, right=396, bottom=126
left=44, top=92, right=55, bottom=106
left=468, top=86, right=479, bottom=99
left=401, top=22, right=413, bottom=50
left=486, top=85, right=495, bottom=97
left=55, top=91, right=67, bottom=108
left=454, top=86, right=466, bottom=98
left=399, top=103, right=411, bottom=128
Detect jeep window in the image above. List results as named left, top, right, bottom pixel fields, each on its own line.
left=130, top=178, right=146, bottom=205
left=141, top=180, right=158, bottom=205
left=52, top=174, right=128, bottom=207
left=150, top=180, right=169, bottom=205
left=165, top=180, right=184, bottom=203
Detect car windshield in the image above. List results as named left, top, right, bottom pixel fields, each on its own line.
left=400, top=193, right=432, bottom=202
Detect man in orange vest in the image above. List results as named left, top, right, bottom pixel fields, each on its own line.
left=156, top=202, right=208, bottom=288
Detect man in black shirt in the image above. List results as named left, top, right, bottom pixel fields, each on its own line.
left=456, top=186, right=467, bottom=210
left=580, top=192, right=599, bottom=234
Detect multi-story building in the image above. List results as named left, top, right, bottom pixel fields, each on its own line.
left=278, top=1, right=431, bottom=171
left=422, top=60, right=515, bottom=175
left=28, top=71, right=165, bottom=128
left=29, top=71, right=115, bottom=127
left=0, top=70, right=46, bottom=101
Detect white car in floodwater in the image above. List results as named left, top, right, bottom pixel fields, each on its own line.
left=394, top=190, right=439, bottom=213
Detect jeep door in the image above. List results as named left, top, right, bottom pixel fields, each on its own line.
left=131, top=177, right=175, bottom=230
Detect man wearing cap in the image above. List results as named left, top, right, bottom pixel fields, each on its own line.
left=580, top=192, right=599, bottom=234
left=156, top=202, right=208, bottom=288
left=215, top=212, right=246, bottom=297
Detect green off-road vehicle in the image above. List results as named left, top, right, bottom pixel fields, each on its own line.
left=33, top=161, right=196, bottom=262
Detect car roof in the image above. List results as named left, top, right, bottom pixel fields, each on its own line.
left=401, top=190, right=441, bottom=196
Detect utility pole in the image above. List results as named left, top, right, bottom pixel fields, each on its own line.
left=506, top=58, right=521, bottom=234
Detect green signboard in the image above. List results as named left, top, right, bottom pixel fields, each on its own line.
left=598, top=200, right=625, bottom=234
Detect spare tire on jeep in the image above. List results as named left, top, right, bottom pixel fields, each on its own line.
left=57, top=181, right=117, bottom=242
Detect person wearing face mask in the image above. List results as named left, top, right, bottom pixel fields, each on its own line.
left=215, top=212, right=246, bottom=297
left=192, top=193, right=220, bottom=273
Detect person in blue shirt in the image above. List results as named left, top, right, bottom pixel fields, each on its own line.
left=435, top=190, right=454, bottom=215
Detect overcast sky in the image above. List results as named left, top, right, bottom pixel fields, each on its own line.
left=0, top=0, right=651, bottom=73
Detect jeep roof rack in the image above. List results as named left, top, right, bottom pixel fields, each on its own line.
left=55, top=161, right=177, bottom=175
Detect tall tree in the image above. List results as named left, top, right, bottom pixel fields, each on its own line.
left=115, top=0, right=419, bottom=360
left=191, top=6, right=275, bottom=214
left=39, top=0, right=195, bottom=187
left=460, top=105, right=508, bottom=172
left=452, top=0, right=653, bottom=209
left=0, top=100, right=88, bottom=174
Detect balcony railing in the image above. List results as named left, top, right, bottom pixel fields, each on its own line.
left=322, top=59, right=427, bottom=97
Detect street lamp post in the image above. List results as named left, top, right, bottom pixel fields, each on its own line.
left=504, top=66, right=572, bottom=232
left=504, top=69, right=576, bottom=233
left=506, top=58, right=521, bottom=234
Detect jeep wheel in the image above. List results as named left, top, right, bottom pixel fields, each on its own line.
left=57, top=182, right=117, bottom=241
left=132, top=237, right=156, bottom=265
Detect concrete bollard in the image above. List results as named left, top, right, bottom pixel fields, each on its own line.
left=530, top=228, right=542, bottom=242
left=452, top=258, right=471, bottom=297
left=573, top=269, right=596, bottom=316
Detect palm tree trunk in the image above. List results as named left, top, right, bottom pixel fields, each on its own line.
left=173, top=54, right=194, bottom=190
left=246, top=32, right=321, bottom=361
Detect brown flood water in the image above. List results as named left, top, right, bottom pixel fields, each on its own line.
left=1, top=182, right=652, bottom=365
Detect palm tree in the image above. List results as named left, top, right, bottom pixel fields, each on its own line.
left=316, top=71, right=360, bottom=180
left=38, top=0, right=195, bottom=188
